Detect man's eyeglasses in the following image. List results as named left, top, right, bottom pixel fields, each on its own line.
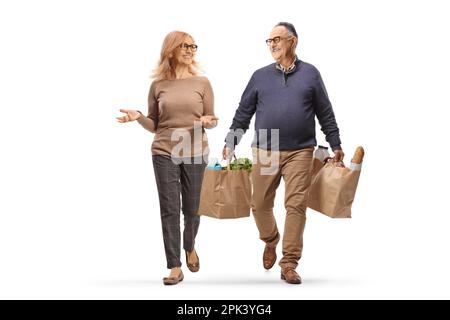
left=265, top=36, right=292, bottom=46
left=179, top=43, right=198, bottom=52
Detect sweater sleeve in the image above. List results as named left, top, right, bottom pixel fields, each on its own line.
left=312, top=70, right=342, bottom=149
left=147, top=81, right=159, bottom=130
left=202, top=77, right=215, bottom=116
left=224, top=74, right=258, bottom=150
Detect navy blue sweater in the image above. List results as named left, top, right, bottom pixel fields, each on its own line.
left=225, top=59, right=341, bottom=151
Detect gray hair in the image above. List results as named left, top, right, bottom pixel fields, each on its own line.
left=275, top=22, right=298, bottom=38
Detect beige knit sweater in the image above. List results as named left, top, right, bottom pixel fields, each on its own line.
left=146, top=76, right=215, bottom=158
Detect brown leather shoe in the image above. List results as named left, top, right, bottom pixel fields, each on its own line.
left=281, top=268, right=302, bottom=284
left=163, top=270, right=184, bottom=285
left=185, top=249, right=200, bottom=273
left=263, top=245, right=277, bottom=270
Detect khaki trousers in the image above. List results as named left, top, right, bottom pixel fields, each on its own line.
left=251, top=147, right=314, bottom=269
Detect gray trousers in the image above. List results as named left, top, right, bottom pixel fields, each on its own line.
left=152, top=155, right=207, bottom=269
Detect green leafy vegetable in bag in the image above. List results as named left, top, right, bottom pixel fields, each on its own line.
left=222, top=157, right=252, bottom=172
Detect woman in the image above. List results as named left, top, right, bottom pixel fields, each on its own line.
left=117, top=31, right=218, bottom=285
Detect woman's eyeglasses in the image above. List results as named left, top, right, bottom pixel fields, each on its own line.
left=179, top=43, right=198, bottom=52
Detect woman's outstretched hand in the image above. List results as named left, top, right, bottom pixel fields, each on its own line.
left=117, top=109, right=142, bottom=123
left=200, top=115, right=219, bottom=128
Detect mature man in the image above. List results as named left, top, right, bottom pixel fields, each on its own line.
left=223, top=22, right=344, bottom=284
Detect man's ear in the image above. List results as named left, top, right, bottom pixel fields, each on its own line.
left=291, top=37, right=298, bottom=49
left=291, top=38, right=298, bottom=55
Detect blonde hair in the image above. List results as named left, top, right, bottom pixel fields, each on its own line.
left=152, top=31, right=200, bottom=81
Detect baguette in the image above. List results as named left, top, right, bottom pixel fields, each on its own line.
left=351, top=146, right=365, bottom=164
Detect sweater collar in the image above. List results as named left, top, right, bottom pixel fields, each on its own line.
left=276, top=56, right=299, bottom=74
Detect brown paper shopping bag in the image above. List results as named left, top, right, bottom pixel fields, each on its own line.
left=308, top=158, right=361, bottom=218
left=197, top=168, right=252, bottom=219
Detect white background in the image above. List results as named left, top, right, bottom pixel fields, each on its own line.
left=1, top=0, right=449, bottom=299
